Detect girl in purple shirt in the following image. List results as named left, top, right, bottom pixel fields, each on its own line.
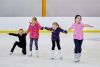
left=68, top=15, right=94, bottom=62
left=43, top=22, right=67, bottom=60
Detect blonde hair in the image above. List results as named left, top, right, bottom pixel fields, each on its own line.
left=32, top=17, right=37, bottom=21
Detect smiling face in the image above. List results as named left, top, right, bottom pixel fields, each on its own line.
left=75, top=15, right=82, bottom=23
left=18, top=29, right=24, bottom=36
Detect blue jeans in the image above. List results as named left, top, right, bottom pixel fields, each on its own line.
left=30, top=38, right=38, bottom=51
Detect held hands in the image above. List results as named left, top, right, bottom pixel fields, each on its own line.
left=64, top=30, right=67, bottom=34
left=40, top=27, right=43, bottom=30
left=41, top=26, right=45, bottom=30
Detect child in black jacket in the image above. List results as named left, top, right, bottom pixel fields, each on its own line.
left=43, top=22, right=67, bottom=60
left=9, top=29, right=27, bottom=55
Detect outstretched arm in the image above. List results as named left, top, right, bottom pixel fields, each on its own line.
left=8, top=33, right=18, bottom=36
left=43, top=27, right=53, bottom=31
left=36, top=22, right=43, bottom=30
left=84, top=24, right=94, bottom=27
left=60, top=28, right=67, bottom=34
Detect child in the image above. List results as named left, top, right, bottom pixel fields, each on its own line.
left=68, top=15, right=94, bottom=62
left=9, top=29, right=27, bottom=55
left=43, top=22, right=67, bottom=60
left=27, top=17, right=42, bottom=57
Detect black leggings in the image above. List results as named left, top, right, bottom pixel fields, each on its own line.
left=52, top=39, right=61, bottom=50
left=74, top=39, right=83, bottom=54
left=10, top=41, right=26, bottom=55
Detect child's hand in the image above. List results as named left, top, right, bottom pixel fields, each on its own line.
left=64, top=33, right=67, bottom=34
left=64, top=30, right=67, bottom=34
left=41, top=27, right=44, bottom=30
left=41, top=26, right=45, bottom=30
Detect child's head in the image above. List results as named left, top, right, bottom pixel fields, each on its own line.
left=52, top=22, right=59, bottom=30
left=18, top=29, right=24, bottom=36
left=31, top=17, right=37, bottom=24
left=75, top=15, right=82, bottom=23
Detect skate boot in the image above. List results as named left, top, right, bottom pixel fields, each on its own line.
left=29, top=51, right=32, bottom=57
left=74, top=54, right=79, bottom=62
left=58, top=50, right=63, bottom=60
left=36, top=50, right=39, bottom=58
left=9, top=52, right=13, bottom=55
left=51, top=50, right=55, bottom=60
left=77, top=53, right=81, bottom=61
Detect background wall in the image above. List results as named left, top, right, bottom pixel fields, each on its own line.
left=0, top=17, right=100, bottom=31
left=47, top=0, right=100, bottom=17
left=0, top=0, right=41, bottom=17
left=0, top=0, right=100, bottom=17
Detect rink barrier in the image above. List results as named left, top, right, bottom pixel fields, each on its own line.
left=0, top=30, right=100, bottom=33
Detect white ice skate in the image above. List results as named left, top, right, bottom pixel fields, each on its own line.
left=9, top=52, right=13, bottom=55
left=58, top=50, right=63, bottom=60
left=74, top=54, right=79, bottom=62
left=28, top=51, right=32, bottom=57
left=36, top=50, right=39, bottom=58
left=51, top=50, right=55, bottom=60
left=77, top=53, right=81, bottom=61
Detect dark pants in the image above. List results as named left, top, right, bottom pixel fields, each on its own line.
left=30, top=38, right=38, bottom=51
left=74, top=39, right=83, bottom=54
left=10, top=41, right=26, bottom=55
left=52, top=39, right=61, bottom=50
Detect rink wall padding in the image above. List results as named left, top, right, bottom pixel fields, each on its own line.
left=0, top=17, right=100, bottom=33
left=0, top=30, right=100, bottom=34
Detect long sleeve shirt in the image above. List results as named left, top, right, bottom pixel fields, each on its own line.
left=44, top=27, right=67, bottom=41
left=27, top=22, right=42, bottom=39
left=9, top=33, right=27, bottom=45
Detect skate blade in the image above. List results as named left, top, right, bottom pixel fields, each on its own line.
left=59, top=57, right=63, bottom=60
left=36, top=55, right=39, bottom=58
left=74, top=60, right=80, bottom=62
left=28, top=55, right=32, bottom=57
left=9, top=52, right=13, bottom=55
left=51, top=58, right=55, bottom=60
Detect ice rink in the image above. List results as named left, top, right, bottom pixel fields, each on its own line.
left=0, top=33, right=100, bottom=67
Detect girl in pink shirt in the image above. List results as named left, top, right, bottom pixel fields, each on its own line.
left=68, top=15, right=94, bottom=62
left=27, top=17, right=42, bottom=57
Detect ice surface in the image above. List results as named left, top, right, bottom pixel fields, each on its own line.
left=0, top=33, right=100, bottom=67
